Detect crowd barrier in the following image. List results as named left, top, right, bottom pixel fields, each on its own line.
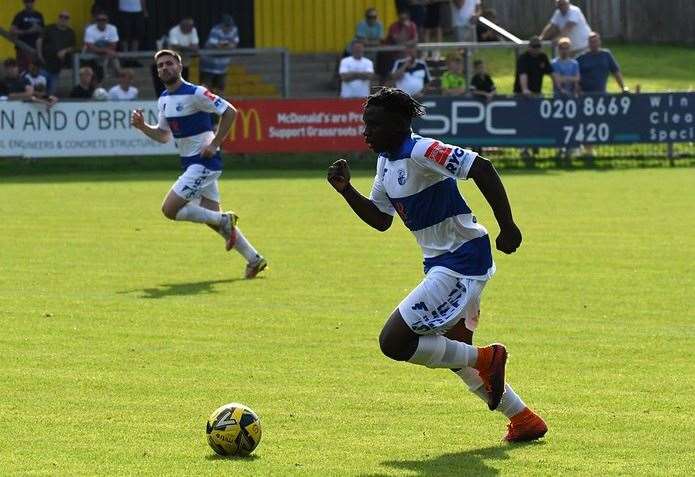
left=1, top=93, right=693, bottom=158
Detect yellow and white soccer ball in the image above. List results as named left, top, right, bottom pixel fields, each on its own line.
left=206, top=402, right=262, bottom=456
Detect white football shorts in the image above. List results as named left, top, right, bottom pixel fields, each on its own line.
left=170, top=164, right=222, bottom=203
left=398, top=266, right=487, bottom=335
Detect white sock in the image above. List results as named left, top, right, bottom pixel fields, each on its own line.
left=454, top=368, right=526, bottom=418
left=407, top=335, right=478, bottom=368
left=175, top=203, right=223, bottom=225
left=233, top=228, right=260, bottom=262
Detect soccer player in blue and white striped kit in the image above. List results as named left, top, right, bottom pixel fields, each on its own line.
left=131, top=49, right=266, bottom=279
left=327, top=88, right=547, bottom=442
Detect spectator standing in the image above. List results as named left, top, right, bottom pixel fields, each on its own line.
left=395, top=1, right=426, bottom=38
left=339, top=39, right=374, bottom=99
left=390, top=43, right=430, bottom=97
left=200, top=14, right=239, bottom=93
left=424, top=0, right=449, bottom=58
left=108, top=68, right=138, bottom=100
left=470, top=59, right=496, bottom=101
left=36, top=11, right=75, bottom=95
left=10, top=0, right=45, bottom=69
left=355, top=8, right=384, bottom=47
left=0, top=58, right=33, bottom=100
left=440, top=52, right=466, bottom=96
left=451, top=0, right=481, bottom=42
left=540, top=0, right=591, bottom=57
left=84, top=12, right=121, bottom=80
left=477, top=8, right=500, bottom=42
left=116, top=0, right=147, bottom=56
left=576, top=32, right=628, bottom=94
left=513, top=37, right=553, bottom=97
left=168, top=17, right=199, bottom=81
left=69, top=66, right=95, bottom=99
left=551, top=37, right=579, bottom=96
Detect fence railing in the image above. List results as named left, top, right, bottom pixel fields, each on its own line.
left=72, top=48, right=291, bottom=97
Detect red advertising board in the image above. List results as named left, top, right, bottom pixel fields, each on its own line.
left=221, top=98, right=369, bottom=153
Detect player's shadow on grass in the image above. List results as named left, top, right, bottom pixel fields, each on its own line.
left=366, top=442, right=544, bottom=477
left=119, top=278, right=249, bottom=299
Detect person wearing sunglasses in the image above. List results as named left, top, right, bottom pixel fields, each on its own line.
left=513, top=36, right=553, bottom=97
left=35, top=11, right=75, bottom=95
left=83, top=11, right=121, bottom=81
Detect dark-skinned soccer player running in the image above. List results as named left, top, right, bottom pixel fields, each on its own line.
left=327, top=88, right=547, bottom=442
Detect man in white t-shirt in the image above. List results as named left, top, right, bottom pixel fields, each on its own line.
left=168, top=17, right=199, bottom=80
left=451, top=0, right=481, bottom=42
left=339, top=39, right=374, bottom=98
left=84, top=12, right=121, bottom=77
left=108, top=68, right=138, bottom=100
left=540, top=0, right=591, bottom=56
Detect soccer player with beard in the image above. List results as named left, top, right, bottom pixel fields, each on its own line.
left=327, top=87, right=547, bottom=442
left=131, top=49, right=267, bottom=278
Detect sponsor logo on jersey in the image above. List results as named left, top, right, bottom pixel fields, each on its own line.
left=203, top=89, right=217, bottom=102
left=397, top=169, right=408, bottom=185
left=424, top=141, right=452, bottom=165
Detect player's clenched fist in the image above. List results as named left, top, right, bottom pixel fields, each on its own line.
left=495, top=222, right=522, bottom=254
left=130, top=109, right=145, bottom=131
left=327, top=159, right=351, bottom=193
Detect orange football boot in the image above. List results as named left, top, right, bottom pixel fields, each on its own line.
left=473, top=344, right=507, bottom=410
left=504, top=407, right=548, bottom=443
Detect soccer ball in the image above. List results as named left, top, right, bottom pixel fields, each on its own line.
left=206, top=402, right=262, bottom=456
left=92, top=87, right=109, bottom=101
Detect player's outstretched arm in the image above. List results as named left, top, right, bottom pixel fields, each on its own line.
left=467, top=156, right=522, bottom=254
left=130, top=109, right=171, bottom=143
left=327, top=159, right=393, bottom=232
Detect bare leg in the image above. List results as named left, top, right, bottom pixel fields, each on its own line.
left=161, top=189, right=189, bottom=220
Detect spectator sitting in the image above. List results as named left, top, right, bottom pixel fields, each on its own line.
left=339, top=39, right=374, bottom=99
left=108, top=68, right=138, bottom=100
left=477, top=9, right=501, bottom=42
left=540, top=0, right=591, bottom=57
left=377, top=9, right=418, bottom=81
left=390, top=43, right=430, bottom=98
left=84, top=12, right=121, bottom=80
left=552, top=37, right=580, bottom=96
left=168, top=17, right=199, bottom=81
left=577, top=31, right=628, bottom=94
left=69, top=66, right=96, bottom=98
left=9, top=0, right=45, bottom=69
left=21, top=59, right=48, bottom=90
left=514, top=36, right=553, bottom=97
left=0, top=58, right=33, bottom=100
left=200, top=14, right=239, bottom=94
left=36, top=10, right=75, bottom=95
left=440, top=52, right=466, bottom=96
left=452, top=0, right=481, bottom=42
left=116, top=0, right=147, bottom=58
left=355, top=8, right=383, bottom=48
left=470, top=59, right=496, bottom=101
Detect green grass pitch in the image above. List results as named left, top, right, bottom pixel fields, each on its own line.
left=1, top=164, right=693, bottom=475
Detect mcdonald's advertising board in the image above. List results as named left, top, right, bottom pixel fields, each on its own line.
left=222, top=99, right=369, bottom=153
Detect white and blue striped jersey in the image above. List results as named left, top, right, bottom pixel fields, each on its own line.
left=369, top=134, right=495, bottom=280
left=157, top=81, right=232, bottom=170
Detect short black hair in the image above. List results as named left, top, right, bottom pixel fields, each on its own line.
left=364, top=87, right=426, bottom=123
left=473, top=59, right=484, bottom=67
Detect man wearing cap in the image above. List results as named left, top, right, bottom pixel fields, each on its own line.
left=200, top=14, right=239, bottom=94
left=513, top=36, right=554, bottom=97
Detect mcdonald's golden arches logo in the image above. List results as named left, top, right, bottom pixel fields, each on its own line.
left=229, top=108, right=262, bottom=141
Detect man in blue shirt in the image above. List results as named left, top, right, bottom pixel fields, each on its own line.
left=576, top=32, right=628, bottom=93
left=200, top=14, right=240, bottom=94
left=355, top=7, right=383, bottom=47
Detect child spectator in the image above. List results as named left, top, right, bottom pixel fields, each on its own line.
left=69, top=66, right=96, bottom=99
left=440, top=52, right=467, bottom=96
left=470, top=59, right=496, bottom=101
left=552, top=37, right=580, bottom=96
left=108, top=68, right=138, bottom=100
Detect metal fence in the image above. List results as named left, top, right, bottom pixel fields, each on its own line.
left=73, top=48, right=291, bottom=98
